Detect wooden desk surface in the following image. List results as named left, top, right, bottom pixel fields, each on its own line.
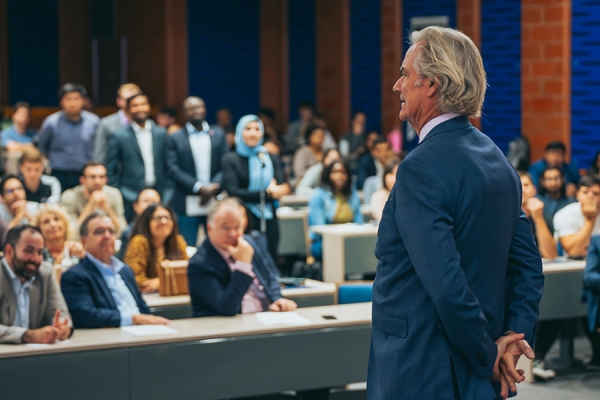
left=311, top=223, right=379, bottom=237
left=0, top=303, right=371, bottom=359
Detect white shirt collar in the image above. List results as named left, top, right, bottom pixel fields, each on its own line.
left=418, top=113, right=461, bottom=143
left=131, top=120, right=150, bottom=133
left=186, top=121, right=210, bottom=134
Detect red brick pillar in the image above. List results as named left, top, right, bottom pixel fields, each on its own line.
left=0, top=0, right=9, bottom=106
left=380, top=0, right=402, bottom=137
left=522, top=0, right=571, bottom=161
left=315, top=0, right=350, bottom=140
left=457, top=0, right=482, bottom=129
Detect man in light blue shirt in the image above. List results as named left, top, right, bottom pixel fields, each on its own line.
left=1, top=102, right=36, bottom=152
left=61, top=211, right=169, bottom=328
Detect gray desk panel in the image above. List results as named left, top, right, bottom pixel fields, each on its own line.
left=129, top=325, right=371, bottom=400
left=539, top=270, right=587, bottom=320
left=150, top=304, right=193, bottom=320
left=0, top=348, right=129, bottom=400
left=344, top=236, right=378, bottom=276
left=294, top=294, right=335, bottom=308
left=279, top=217, right=307, bottom=255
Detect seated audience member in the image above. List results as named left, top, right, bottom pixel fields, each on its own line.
left=93, top=83, right=140, bottom=164
left=1, top=102, right=35, bottom=152
left=529, top=141, right=580, bottom=197
left=312, top=114, right=337, bottom=151
left=587, top=150, right=600, bottom=178
left=293, top=124, right=324, bottom=179
left=370, top=161, right=399, bottom=222
left=357, top=135, right=391, bottom=190
left=222, top=115, right=290, bottom=261
left=155, top=105, right=180, bottom=134
left=518, top=171, right=558, bottom=259
left=536, top=166, right=575, bottom=233
left=339, top=111, right=367, bottom=158
left=224, top=126, right=236, bottom=151
left=36, top=203, right=85, bottom=267
left=0, top=225, right=72, bottom=344
left=118, top=188, right=161, bottom=260
left=284, top=101, right=315, bottom=155
left=553, top=175, right=600, bottom=258
left=188, top=198, right=297, bottom=317
left=583, top=234, right=600, bottom=369
left=308, top=161, right=363, bottom=260
left=124, top=204, right=188, bottom=292
left=295, top=148, right=341, bottom=196
left=19, top=148, right=61, bottom=203
left=0, top=175, right=32, bottom=229
left=60, top=211, right=169, bottom=328
left=61, top=161, right=127, bottom=238
left=257, top=106, right=284, bottom=153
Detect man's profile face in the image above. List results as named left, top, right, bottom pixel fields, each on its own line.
left=544, top=149, right=564, bottom=167
left=81, top=216, right=116, bottom=259
left=207, top=206, right=244, bottom=251
left=2, top=178, right=25, bottom=207
left=6, top=230, right=45, bottom=281
left=577, top=184, right=600, bottom=205
left=60, top=92, right=85, bottom=117
left=540, top=169, right=563, bottom=194
left=19, top=161, right=44, bottom=185
left=520, top=175, right=537, bottom=203
left=80, top=165, right=107, bottom=194
left=183, top=97, right=207, bottom=124
left=128, top=96, right=151, bottom=125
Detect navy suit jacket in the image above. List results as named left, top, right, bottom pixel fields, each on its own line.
left=356, top=153, right=376, bottom=190
left=583, top=235, right=600, bottom=333
left=61, top=256, right=151, bottom=328
left=188, top=235, right=283, bottom=317
left=106, top=121, right=171, bottom=203
left=367, top=116, right=544, bottom=400
left=165, top=125, right=227, bottom=215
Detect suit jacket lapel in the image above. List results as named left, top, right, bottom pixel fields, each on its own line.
left=83, top=258, right=118, bottom=310
left=151, top=125, right=162, bottom=174
left=0, top=262, right=16, bottom=325
left=204, top=240, right=232, bottom=282
left=127, top=125, right=144, bottom=160
left=28, top=278, right=41, bottom=327
left=119, top=269, right=141, bottom=307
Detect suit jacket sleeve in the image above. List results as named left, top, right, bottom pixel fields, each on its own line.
left=105, top=134, right=121, bottom=189
left=93, top=121, right=110, bottom=163
left=504, top=211, right=544, bottom=344
left=395, top=156, right=497, bottom=378
left=166, top=134, right=197, bottom=193
left=584, top=237, right=600, bottom=294
left=187, top=254, right=254, bottom=316
left=44, top=267, right=73, bottom=329
left=60, top=270, right=122, bottom=328
left=221, top=154, right=261, bottom=203
left=37, top=117, right=53, bottom=156
left=0, top=323, right=27, bottom=344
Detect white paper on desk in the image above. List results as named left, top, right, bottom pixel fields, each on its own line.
left=120, top=325, right=179, bottom=336
left=255, top=311, right=312, bottom=327
left=185, top=195, right=216, bottom=216
left=26, top=339, right=72, bottom=348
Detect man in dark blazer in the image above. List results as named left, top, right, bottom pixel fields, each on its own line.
left=61, top=211, right=169, bottom=328
left=105, top=92, right=172, bottom=222
left=367, top=27, right=544, bottom=400
left=188, top=198, right=296, bottom=317
left=583, top=235, right=600, bottom=369
left=166, top=96, right=228, bottom=246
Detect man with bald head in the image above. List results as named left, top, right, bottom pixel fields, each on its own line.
left=166, top=96, right=227, bottom=245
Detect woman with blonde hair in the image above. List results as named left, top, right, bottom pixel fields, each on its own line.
left=35, top=203, right=85, bottom=267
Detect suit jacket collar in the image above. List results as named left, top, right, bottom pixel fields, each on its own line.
left=81, top=256, right=118, bottom=310
left=418, top=115, right=470, bottom=145
left=202, top=239, right=233, bottom=281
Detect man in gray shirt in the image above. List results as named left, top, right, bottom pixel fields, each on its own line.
left=38, top=83, right=99, bottom=192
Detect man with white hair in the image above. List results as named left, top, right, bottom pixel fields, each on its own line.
left=367, top=26, right=544, bottom=400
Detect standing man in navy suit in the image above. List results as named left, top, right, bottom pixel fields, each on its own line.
left=166, top=96, right=227, bottom=246
left=367, top=27, right=544, bottom=400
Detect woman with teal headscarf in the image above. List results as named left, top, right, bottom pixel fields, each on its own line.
left=221, top=115, right=290, bottom=260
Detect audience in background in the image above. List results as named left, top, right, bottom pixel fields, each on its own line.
left=308, top=161, right=363, bottom=260
left=19, top=148, right=61, bottom=203
left=188, top=198, right=297, bottom=317
left=124, top=204, right=188, bottom=292
left=312, top=113, right=337, bottom=151
left=518, top=171, right=558, bottom=259
left=214, top=107, right=233, bottom=134
left=61, top=211, right=169, bottom=328
left=295, top=148, right=341, bottom=196
left=284, top=101, right=315, bottom=155
left=583, top=234, right=600, bottom=369
left=293, top=124, right=324, bottom=179
left=0, top=175, right=32, bottom=229
left=118, top=188, right=161, bottom=260
left=587, top=150, right=600, bottom=178
left=38, top=83, right=99, bottom=192
left=93, top=83, right=140, bottom=164
left=106, top=92, right=172, bottom=222
left=166, top=96, right=226, bottom=246
left=35, top=203, right=85, bottom=267
left=357, top=135, right=391, bottom=190
left=61, top=162, right=126, bottom=239
left=224, top=126, right=236, bottom=151
left=0, top=225, right=72, bottom=344
left=536, top=166, right=575, bottom=234
left=529, top=141, right=580, bottom=198
left=1, top=102, right=35, bottom=152
left=370, top=161, right=399, bottom=222
left=222, top=115, right=290, bottom=261
left=257, top=107, right=284, bottom=154
left=339, top=111, right=367, bottom=158
left=554, top=175, right=600, bottom=258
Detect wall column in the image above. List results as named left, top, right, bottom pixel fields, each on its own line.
left=58, top=0, right=92, bottom=92
left=380, top=0, right=402, bottom=137
left=0, top=0, right=9, bottom=107
left=457, top=0, right=482, bottom=129
left=165, top=0, right=188, bottom=108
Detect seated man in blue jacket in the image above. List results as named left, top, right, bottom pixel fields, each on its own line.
left=61, top=210, right=169, bottom=328
left=188, top=197, right=297, bottom=317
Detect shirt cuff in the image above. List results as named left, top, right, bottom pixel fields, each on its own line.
left=120, top=312, right=134, bottom=326
left=232, top=261, right=254, bottom=277
left=193, top=181, right=203, bottom=193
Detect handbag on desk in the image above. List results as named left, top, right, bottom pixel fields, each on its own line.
left=157, top=260, right=189, bottom=296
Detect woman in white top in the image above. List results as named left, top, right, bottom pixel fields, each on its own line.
left=370, top=161, right=400, bottom=222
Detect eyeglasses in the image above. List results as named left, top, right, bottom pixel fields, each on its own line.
left=151, top=215, right=173, bottom=222
left=91, top=228, right=116, bottom=236
left=5, top=187, right=24, bottom=195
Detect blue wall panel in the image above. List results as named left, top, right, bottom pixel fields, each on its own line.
left=481, top=0, right=521, bottom=154
left=571, top=0, right=600, bottom=169
left=188, top=0, right=260, bottom=125
left=351, top=0, right=381, bottom=133
left=8, top=0, right=59, bottom=106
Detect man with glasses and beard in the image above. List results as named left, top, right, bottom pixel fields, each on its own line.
left=0, top=225, right=72, bottom=344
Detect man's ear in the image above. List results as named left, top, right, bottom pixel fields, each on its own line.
left=427, top=79, right=438, bottom=96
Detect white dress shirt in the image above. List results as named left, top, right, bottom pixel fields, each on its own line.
left=186, top=122, right=212, bottom=193
left=418, top=113, right=461, bottom=143
left=131, top=121, right=156, bottom=186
